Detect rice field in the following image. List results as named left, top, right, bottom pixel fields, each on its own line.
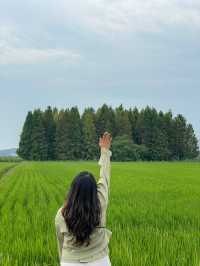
left=0, top=161, right=200, bottom=266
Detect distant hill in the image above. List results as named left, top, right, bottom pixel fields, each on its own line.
left=0, top=148, right=17, bottom=157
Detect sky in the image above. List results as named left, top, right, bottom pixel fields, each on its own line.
left=0, top=0, right=200, bottom=149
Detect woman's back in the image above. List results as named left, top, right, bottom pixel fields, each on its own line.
left=55, top=133, right=112, bottom=264
left=55, top=205, right=112, bottom=262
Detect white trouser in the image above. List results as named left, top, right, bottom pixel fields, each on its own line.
left=60, top=255, right=111, bottom=266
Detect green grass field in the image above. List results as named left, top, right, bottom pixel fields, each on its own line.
left=0, top=162, right=18, bottom=178
left=0, top=161, right=200, bottom=266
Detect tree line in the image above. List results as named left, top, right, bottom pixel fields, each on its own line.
left=17, top=104, right=199, bottom=161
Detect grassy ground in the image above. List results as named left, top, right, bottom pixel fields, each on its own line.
left=0, top=162, right=15, bottom=171
left=0, top=162, right=17, bottom=178
left=0, top=161, right=200, bottom=266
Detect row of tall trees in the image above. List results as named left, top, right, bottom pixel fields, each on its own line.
left=17, top=104, right=199, bottom=161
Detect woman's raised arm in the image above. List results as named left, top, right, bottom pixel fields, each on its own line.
left=97, top=132, right=112, bottom=225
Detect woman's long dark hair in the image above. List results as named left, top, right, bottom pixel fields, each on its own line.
left=61, top=171, right=101, bottom=247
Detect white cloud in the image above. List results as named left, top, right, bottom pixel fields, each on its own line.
left=1, top=0, right=200, bottom=42
left=0, top=0, right=200, bottom=65
left=0, top=25, right=20, bottom=46
left=1, top=0, right=200, bottom=46
left=0, top=46, right=81, bottom=65
left=0, top=25, right=81, bottom=65
left=58, top=0, right=200, bottom=34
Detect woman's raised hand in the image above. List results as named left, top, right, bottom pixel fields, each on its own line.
left=99, top=132, right=112, bottom=150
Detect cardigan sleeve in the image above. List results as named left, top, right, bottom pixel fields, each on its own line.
left=97, top=147, right=112, bottom=224
left=55, top=222, right=64, bottom=260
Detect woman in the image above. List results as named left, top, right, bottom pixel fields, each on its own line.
left=55, top=132, right=112, bottom=266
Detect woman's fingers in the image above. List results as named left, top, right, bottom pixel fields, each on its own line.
left=103, top=132, right=110, bottom=138
left=99, top=132, right=112, bottom=148
left=103, top=132, right=112, bottom=144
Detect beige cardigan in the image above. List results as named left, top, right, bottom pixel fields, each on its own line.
left=55, top=147, right=112, bottom=263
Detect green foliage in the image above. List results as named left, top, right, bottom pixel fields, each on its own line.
left=82, top=108, right=98, bottom=160
left=95, top=104, right=116, bottom=137
left=31, top=109, right=48, bottom=161
left=112, top=135, right=149, bottom=161
left=17, top=111, right=33, bottom=160
left=55, top=107, right=83, bottom=160
left=128, top=107, right=140, bottom=143
left=17, top=109, right=48, bottom=161
left=115, top=104, right=132, bottom=139
left=184, top=124, right=199, bottom=159
left=68, top=106, right=83, bottom=160
left=194, top=154, right=200, bottom=161
left=43, top=106, right=56, bottom=160
left=171, top=114, right=187, bottom=160
left=18, top=104, right=199, bottom=161
left=55, top=109, right=71, bottom=160
left=0, top=161, right=200, bottom=265
left=0, top=157, right=23, bottom=162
